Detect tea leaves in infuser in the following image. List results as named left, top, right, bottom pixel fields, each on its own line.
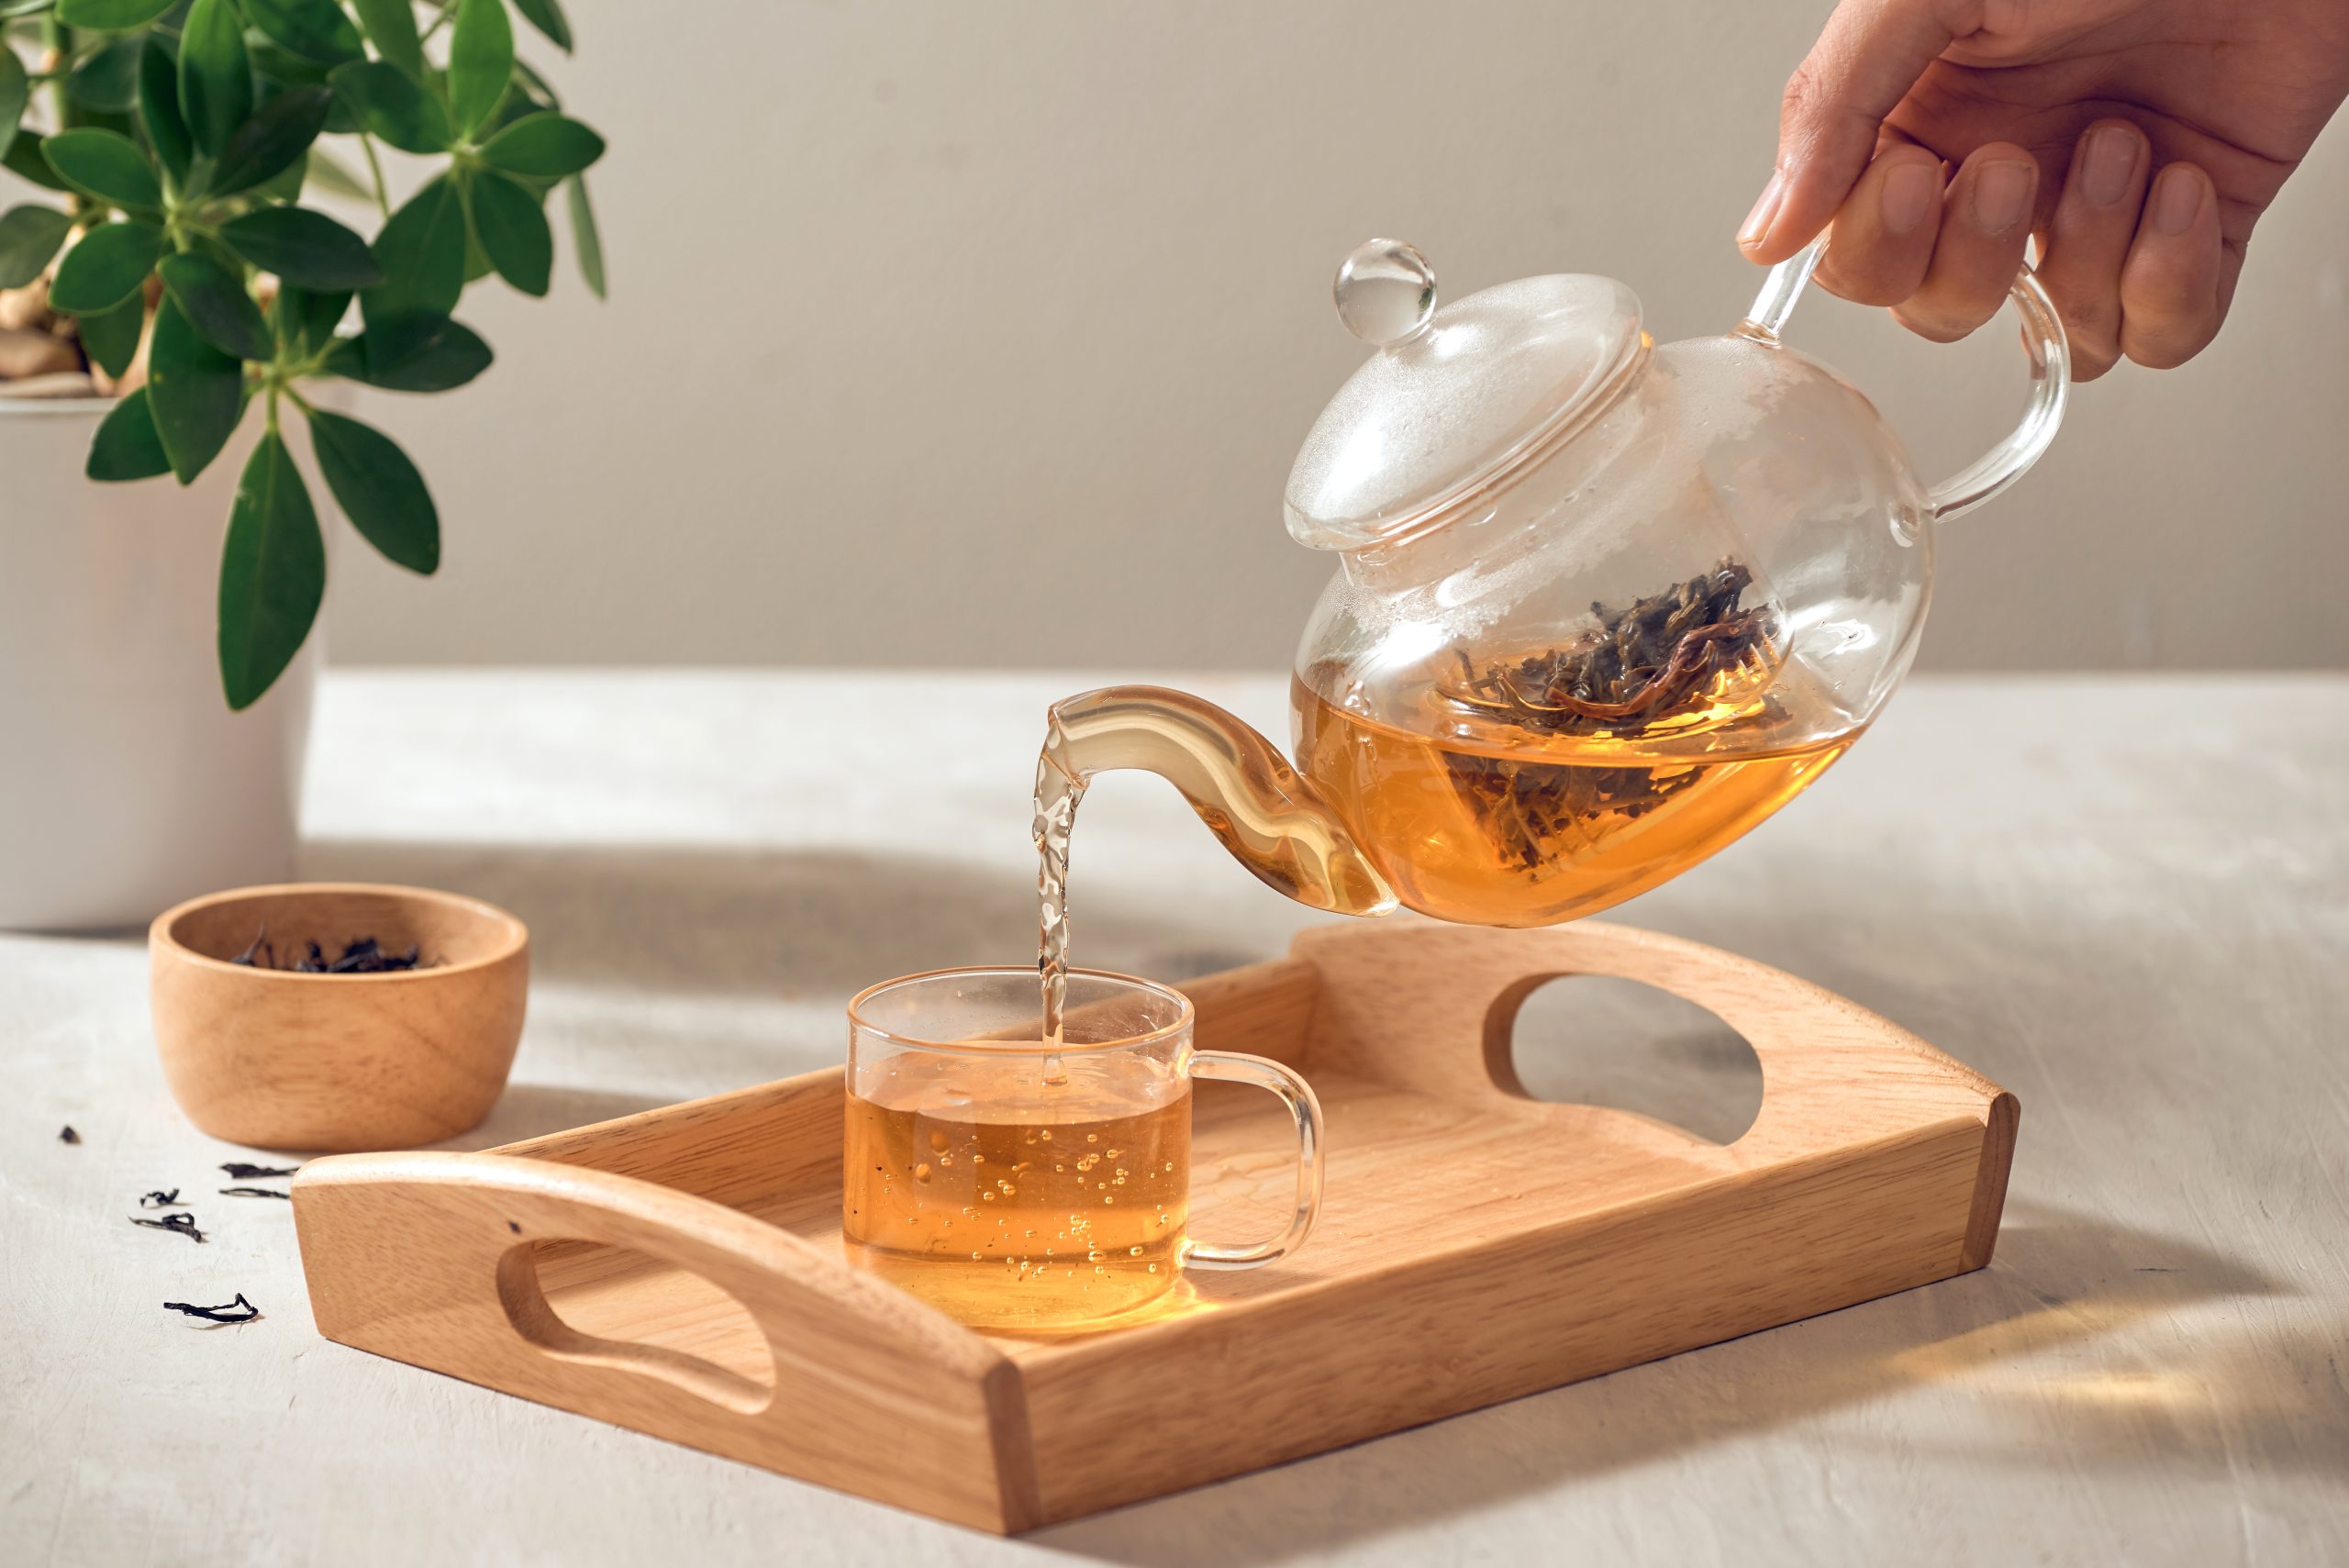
left=1434, top=559, right=1782, bottom=879
left=1442, top=560, right=1776, bottom=735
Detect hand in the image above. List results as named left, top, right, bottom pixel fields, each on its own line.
left=1738, top=0, right=2349, bottom=378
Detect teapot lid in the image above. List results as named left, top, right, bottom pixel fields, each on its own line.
left=1284, top=239, right=1645, bottom=550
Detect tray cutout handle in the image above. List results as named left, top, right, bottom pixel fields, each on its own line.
left=496, top=1240, right=775, bottom=1414
left=1291, top=922, right=2009, bottom=1158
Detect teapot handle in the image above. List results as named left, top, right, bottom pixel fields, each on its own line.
left=1742, top=239, right=2071, bottom=523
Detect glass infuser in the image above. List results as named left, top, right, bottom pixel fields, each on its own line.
left=1042, top=237, right=2069, bottom=927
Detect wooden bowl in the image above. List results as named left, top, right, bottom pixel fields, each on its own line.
left=151, top=883, right=529, bottom=1151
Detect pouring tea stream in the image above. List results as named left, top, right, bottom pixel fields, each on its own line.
left=1036, top=238, right=2068, bottom=1029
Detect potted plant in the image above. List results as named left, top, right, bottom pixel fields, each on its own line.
left=0, top=0, right=606, bottom=928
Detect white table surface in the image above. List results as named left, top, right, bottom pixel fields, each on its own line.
left=5, top=669, right=2344, bottom=1567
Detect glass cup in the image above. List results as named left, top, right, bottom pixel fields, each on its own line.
left=842, top=966, right=1323, bottom=1330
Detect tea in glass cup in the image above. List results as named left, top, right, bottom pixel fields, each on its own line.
left=842, top=967, right=1321, bottom=1329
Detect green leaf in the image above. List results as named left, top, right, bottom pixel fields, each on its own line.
left=0, top=48, right=26, bottom=165
left=76, top=292, right=145, bottom=376
left=220, top=206, right=383, bottom=289
left=360, top=176, right=463, bottom=339
left=86, top=386, right=173, bottom=481
left=209, top=84, right=329, bottom=195
left=511, top=0, right=570, bottom=52
left=273, top=281, right=350, bottom=350
left=146, top=294, right=247, bottom=484
left=0, top=204, right=73, bottom=289
left=253, top=144, right=307, bottom=203
left=466, top=168, right=547, bottom=296
left=48, top=219, right=161, bottom=313
left=178, top=0, right=254, bottom=158
left=217, top=428, right=325, bottom=711
left=245, top=0, right=363, bottom=65
left=138, top=35, right=193, bottom=188
left=325, top=314, right=491, bottom=392
left=565, top=172, right=602, bottom=299
left=40, top=128, right=161, bottom=208
left=445, top=0, right=512, bottom=138
left=328, top=60, right=447, bottom=153
left=3, top=135, right=67, bottom=191
left=250, top=37, right=331, bottom=89
left=158, top=250, right=272, bottom=361
left=308, top=407, right=437, bottom=573
left=479, top=112, right=601, bottom=179
left=66, top=38, right=142, bottom=114
left=347, top=0, right=422, bottom=80
left=55, top=0, right=175, bottom=28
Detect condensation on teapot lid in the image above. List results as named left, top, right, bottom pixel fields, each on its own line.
left=1285, top=239, right=1645, bottom=550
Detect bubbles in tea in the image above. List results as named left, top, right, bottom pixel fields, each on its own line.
left=843, top=1050, right=1189, bottom=1329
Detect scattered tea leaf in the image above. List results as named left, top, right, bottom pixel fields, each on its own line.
left=59, top=1125, right=80, bottom=1144
left=220, top=1162, right=300, bottom=1179
left=139, top=1188, right=184, bottom=1207
left=131, top=1211, right=206, bottom=1242
left=163, top=1293, right=259, bottom=1322
left=218, top=1185, right=293, bottom=1199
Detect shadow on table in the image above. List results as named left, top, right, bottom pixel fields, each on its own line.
left=299, top=838, right=1269, bottom=1000
left=1037, top=1198, right=2337, bottom=1566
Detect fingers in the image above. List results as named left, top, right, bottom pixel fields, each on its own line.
left=1815, top=146, right=1945, bottom=306
left=1890, top=143, right=2039, bottom=342
left=2118, top=163, right=2225, bottom=369
left=1740, top=0, right=1968, bottom=262
left=2034, top=119, right=2152, bottom=380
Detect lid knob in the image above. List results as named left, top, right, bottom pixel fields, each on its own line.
left=1333, top=239, right=1436, bottom=349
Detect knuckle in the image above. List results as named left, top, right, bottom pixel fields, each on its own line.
left=1889, top=305, right=1971, bottom=344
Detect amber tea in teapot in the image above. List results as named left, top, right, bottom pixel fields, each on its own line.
left=1294, top=561, right=1858, bottom=926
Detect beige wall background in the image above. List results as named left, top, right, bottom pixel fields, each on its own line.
left=60, top=1, right=2349, bottom=670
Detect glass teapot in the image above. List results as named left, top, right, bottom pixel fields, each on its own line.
left=1042, top=237, right=2069, bottom=928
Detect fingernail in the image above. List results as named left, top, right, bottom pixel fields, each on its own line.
left=1973, top=161, right=2034, bottom=233
left=1739, top=172, right=1786, bottom=249
left=1881, top=162, right=1938, bottom=236
left=2151, top=165, right=2202, bottom=235
left=2079, top=128, right=2137, bottom=206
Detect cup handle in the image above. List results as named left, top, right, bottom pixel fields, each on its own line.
left=1740, top=237, right=2071, bottom=523
left=1182, top=1050, right=1325, bottom=1271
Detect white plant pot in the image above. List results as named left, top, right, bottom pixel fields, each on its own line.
left=0, top=396, right=323, bottom=930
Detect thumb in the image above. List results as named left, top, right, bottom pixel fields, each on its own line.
left=1740, top=0, right=1972, bottom=262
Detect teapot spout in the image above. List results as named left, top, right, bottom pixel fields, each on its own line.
left=1040, top=686, right=1398, bottom=917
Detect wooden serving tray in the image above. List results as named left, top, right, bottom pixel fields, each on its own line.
left=292, top=921, right=2017, bottom=1534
